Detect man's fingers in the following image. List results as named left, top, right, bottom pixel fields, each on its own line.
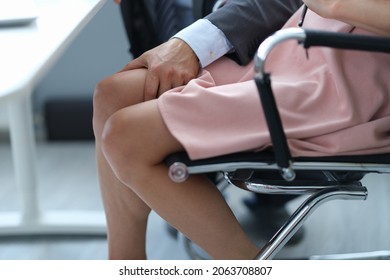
left=144, top=73, right=160, bottom=101
left=157, top=81, right=173, bottom=97
left=171, top=75, right=187, bottom=90
left=118, top=57, right=146, bottom=73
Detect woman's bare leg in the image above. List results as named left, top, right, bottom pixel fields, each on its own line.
left=93, top=69, right=151, bottom=259
left=101, top=100, right=258, bottom=260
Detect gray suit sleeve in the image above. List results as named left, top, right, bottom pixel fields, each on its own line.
left=206, top=0, right=303, bottom=65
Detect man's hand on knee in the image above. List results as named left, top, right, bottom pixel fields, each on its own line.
left=119, top=38, right=200, bottom=101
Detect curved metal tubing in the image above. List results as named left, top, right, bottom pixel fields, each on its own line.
left=255, top=28, right=306, bottom=79
left=255, top=184, right=368, bottom=260
left=310, top=250, right=390, bottom=260
left=224, top=171, right=350, bottom=196
left=245, top=181, right=334, bottom=195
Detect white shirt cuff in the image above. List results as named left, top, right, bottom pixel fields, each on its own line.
left=173, top=19, right=233, bottom=68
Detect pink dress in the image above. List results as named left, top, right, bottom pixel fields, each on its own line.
left=158, top=8, right=390, bottom=160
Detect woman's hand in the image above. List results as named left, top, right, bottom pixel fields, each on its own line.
left=303, top=0, right=390, bottom=35
left=302, top=0, right=342, bottom=19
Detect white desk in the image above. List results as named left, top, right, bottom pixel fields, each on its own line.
left=0, top=0, right=107, bottom=235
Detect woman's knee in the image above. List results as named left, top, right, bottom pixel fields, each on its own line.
left=101, top=101, right=181, bottom=185
left=93, top=75, right=124, bottom=120
left=93, top=76, right=119, bottom=136
left=93, top=70, right=147, bottom=136
left=100, top=110, right=141, bottom=183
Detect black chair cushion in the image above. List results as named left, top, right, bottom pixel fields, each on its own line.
left=166, top=150, right=390, bottom=167
left=166, top=150, right=390, bottom=186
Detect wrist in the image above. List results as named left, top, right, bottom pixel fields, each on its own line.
left=170, top=38, right=200, bottom=64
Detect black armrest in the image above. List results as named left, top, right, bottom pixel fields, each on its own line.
left=254, top=28, right=390, bottom=180
left=303, top=30, right=390, bottom=53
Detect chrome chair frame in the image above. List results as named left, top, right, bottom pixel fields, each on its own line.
left=166, top=28, right=390, bottom=260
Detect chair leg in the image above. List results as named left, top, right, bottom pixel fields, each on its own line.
left=177, top=182, right=368, bottom=260
left=254, top=183, right=368, bottom=260
left=309, top=250, right=390, bottom=260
